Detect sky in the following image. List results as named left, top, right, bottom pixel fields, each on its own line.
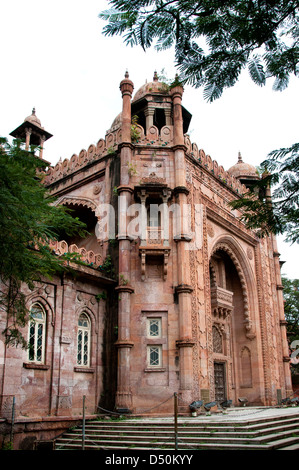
left=0, top=0, right=298, bottom=279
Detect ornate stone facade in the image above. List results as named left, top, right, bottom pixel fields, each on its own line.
left=0, top=72, right=292, bottom=448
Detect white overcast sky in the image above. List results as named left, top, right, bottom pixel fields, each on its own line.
left=0, top=0, right=298, bottom=278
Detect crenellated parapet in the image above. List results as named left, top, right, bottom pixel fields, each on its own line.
left=184, top=135, right=248, bottom=195
left=44, top=120, right=247, bottom=197
left=48, top=239, right=103, bottom=268
left=44, top=131, right=121, bottom=185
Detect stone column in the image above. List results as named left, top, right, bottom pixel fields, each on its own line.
left=170, top=85, right=194, bottom=408
left=272, top=237, right=293, bottom=397
left=39, top=135, right=46, bottom=159
left=56, top=277, right=77, bottom=416
left=25, top=127, right=32, bottom=150
left=164, top=107, right=172, bottom=126
left=144, top=107, right=155, bottom=131
left=264, top=174, right=292, bottom=397
left=115, top=72, right=135, bottom=412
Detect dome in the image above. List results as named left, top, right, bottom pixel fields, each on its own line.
left=132, top=71, right=169, bottom=103
left=110, top=112, right=122, bottom=130
left=24, top=108, right=43, bottom=128
left=227, top=152, right=259, bottom=181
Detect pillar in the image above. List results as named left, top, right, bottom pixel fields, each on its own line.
left=25, top=128, right=32, bottom=150
left=170, top=84, right=194, bottom=407
left=115, top=72, right=135, bottom=412
left=144, top=107, right=155, bottom=131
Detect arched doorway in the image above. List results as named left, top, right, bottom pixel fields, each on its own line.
left=209, top=247, right=255, bottom=405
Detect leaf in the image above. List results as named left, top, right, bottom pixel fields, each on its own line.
left=203, top=82, right=223, bottom=102
left=248, top=55, right=266, bottom=86
left=272, top=75, right=289, bottom=92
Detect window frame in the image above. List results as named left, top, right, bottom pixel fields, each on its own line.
left=147, top=317, right=162, bottom=339
left=28, top=303, right=46, bottom=364
left=76, top=312, right=91, bottom=368
left=147, top=344, right=163, bottom=368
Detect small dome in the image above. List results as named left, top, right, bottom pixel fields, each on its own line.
left=24, top=108, right=42, bottom=128
left=132, top=71, right=169, bottom=103
left=228, top=152, right=259, bottom=181
left=110, top=112, right=122, bottom=130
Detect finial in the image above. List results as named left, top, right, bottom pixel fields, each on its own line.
left=153, top=71, right=158, bottom=81
left=32, top=107, right=36, bottom=115
left=125, top=70, right=129, bottom=78
left=238, top=151, right=243, bottom=163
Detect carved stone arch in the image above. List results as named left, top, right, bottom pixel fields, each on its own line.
left=53, top=195, right=97, bottom=213
left=26, top=294, right=54, bottom=327
left=75, top=305, right=98, bottom=334
left=209, top=259, right=218, bottom=288
left=210, top=236, right=256, bottom=340
left=240, top=346, right=253, bottom=387
left=212, top=324, right=223, bottom=353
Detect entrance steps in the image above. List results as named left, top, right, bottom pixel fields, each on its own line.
left=54, top=409, right=299, bottom=451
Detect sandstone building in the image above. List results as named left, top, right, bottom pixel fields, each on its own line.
left=0, top=72, right=292, bottom=447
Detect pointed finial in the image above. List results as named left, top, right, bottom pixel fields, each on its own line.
left=238, top=151, right=243, bottom=163
left=153, top=70, right=158, bottom=81
left=125, top=70, right=129, bottom=78
left=32, top=107, right=36, bottom=115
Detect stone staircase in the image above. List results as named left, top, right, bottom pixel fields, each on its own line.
left=54, top=410, right=299, bottom=450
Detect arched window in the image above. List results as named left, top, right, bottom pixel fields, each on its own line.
left=212, top=325, right=223, bottom=354
left=77, top=313, right=91, bottom=367
left=28, top=303, right=46, bottom=363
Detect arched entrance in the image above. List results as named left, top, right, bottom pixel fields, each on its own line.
left=209, top=245, right=258, bottom=405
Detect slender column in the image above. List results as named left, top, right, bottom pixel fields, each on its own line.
left=264, top=174, right=292, bottom=396
left=39, top=135, right=46, bottom=159
left=115, top=72, right=135, bottom=412
left=25, top=128, right=32, bottom=150
left=144, top=107, right=155, bottom=131
left=170, top=85, right=194, bottom=407
left=164, top=107, right=172, bottom=126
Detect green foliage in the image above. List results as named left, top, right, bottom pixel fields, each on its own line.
left=0, top=138, right=88, bottom=347
left=282, top=277, right=299, bottom=339
left=282, top=277, right=299, bottom=374
left=99, top=0, right=299, bottom=102
left=96, top=291, right=107, bottom=301
left=131, top=114, right=141, bottom=142
left=230, top=143, right=299, bottom=243
left=98, top=255, right=115, bottom=278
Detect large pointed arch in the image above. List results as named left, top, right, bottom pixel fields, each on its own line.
left=209, top=235, right=257, bottom=340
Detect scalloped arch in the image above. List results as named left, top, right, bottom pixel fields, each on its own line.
left=210, top=237, right=256, bottom=339
left=26, top=295, right=54, bottom=326
left=53, top=195, right=97, bottom=213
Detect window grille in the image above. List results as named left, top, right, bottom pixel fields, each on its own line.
left=147, top=318, right=161, bottom=338
left=28, top=304, right=46, bottom=363
left=77, top=313, right=91, bottom=367
left=147, top=345, right=162, bottom=367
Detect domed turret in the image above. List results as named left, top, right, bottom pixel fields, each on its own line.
left=228, top=152, right=259, bottom=189
left=107, top=71, right=192, bottom=137
left=24, top=107, right=43, bottom=128
left=132, top=71, right=168, bottom=103
left=10, top=108, right=52, bottom=162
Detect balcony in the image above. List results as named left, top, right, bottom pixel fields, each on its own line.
left=210, top=286, right=234, bottom=319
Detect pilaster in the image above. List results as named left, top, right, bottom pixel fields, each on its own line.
left=170, top=85, right=194, bottom=406
left=115, top=72, right=135, bottom=412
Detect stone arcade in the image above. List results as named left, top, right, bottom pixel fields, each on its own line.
left=0, top=72, right=292, bottom=448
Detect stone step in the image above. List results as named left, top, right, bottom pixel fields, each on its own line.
left=56, top=430, right=299, bottom=451
left=55, top=437, right=265, bottom=451
left=65, top=421, right=299, bottom=440
left=84, top=415, right=299, bottom=432
left=54, top=411, right=299, bottom=451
